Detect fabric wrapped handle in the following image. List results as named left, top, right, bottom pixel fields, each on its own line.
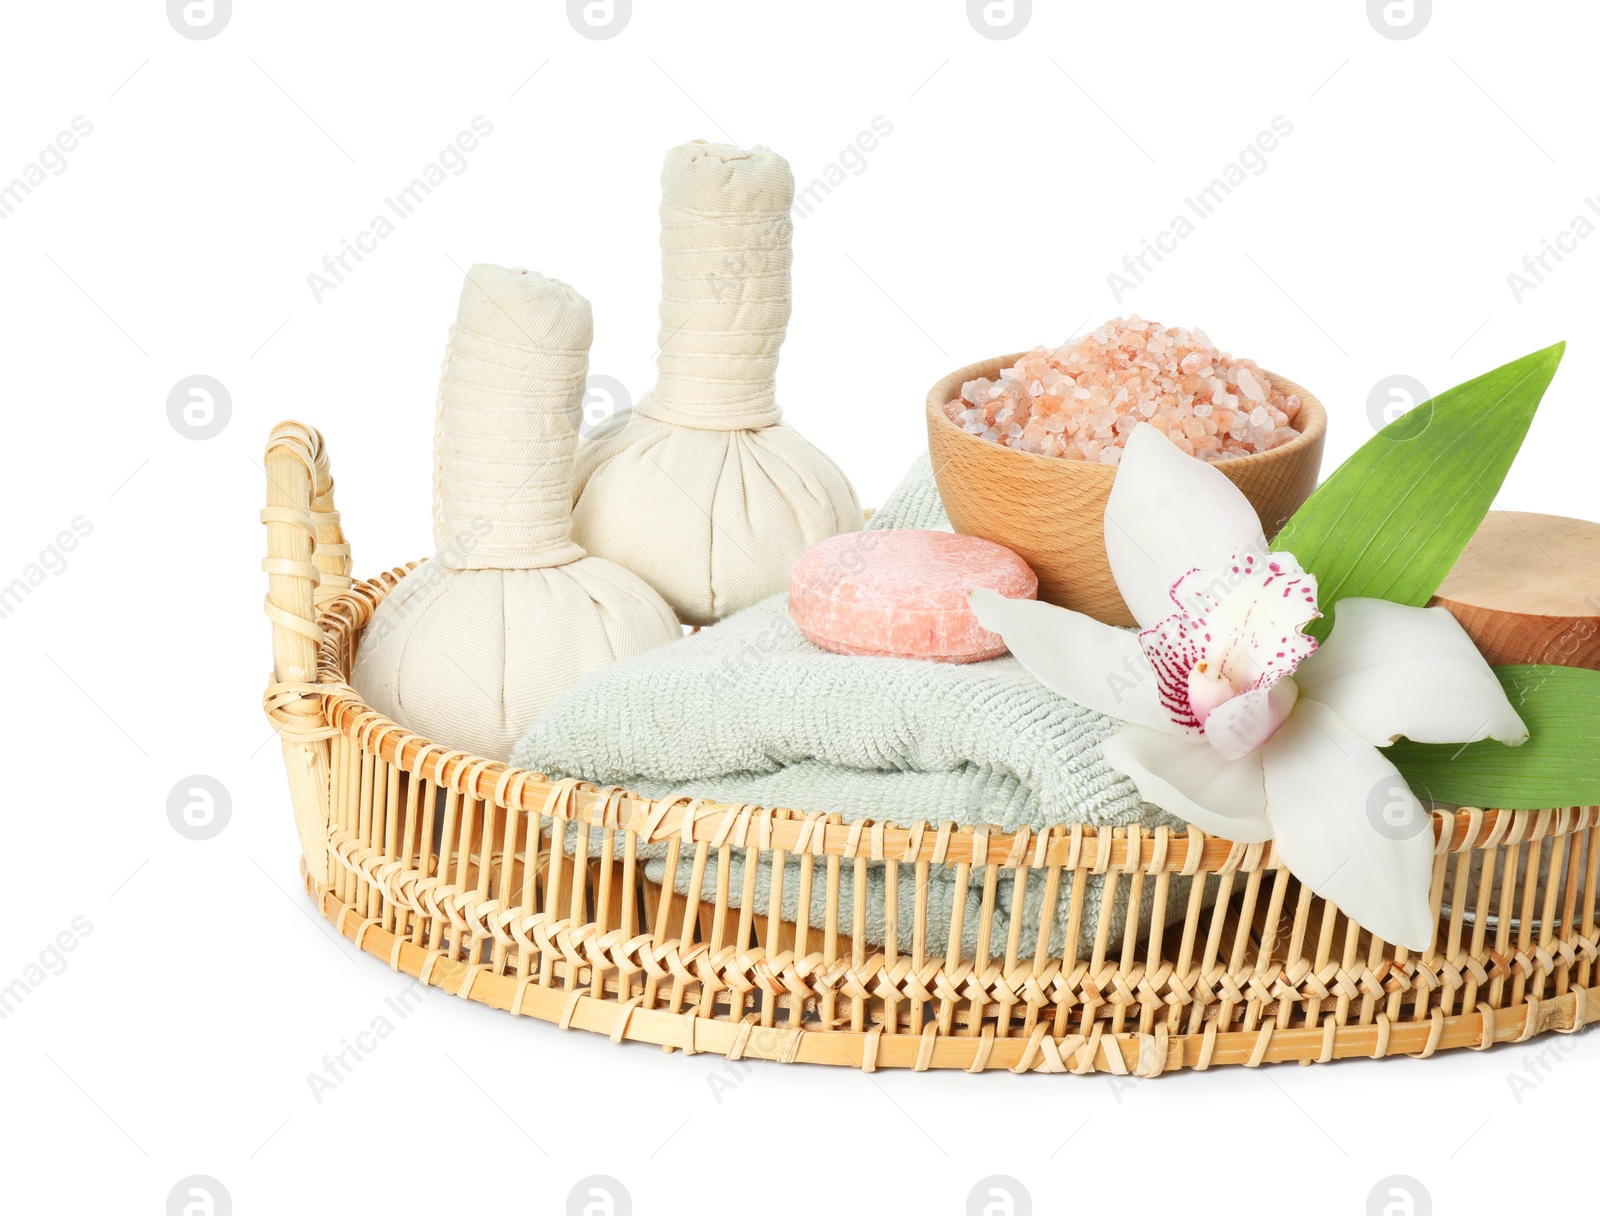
left=432, top=265, right=593, bottom=569
left=646, top=142, right=794, bottom=432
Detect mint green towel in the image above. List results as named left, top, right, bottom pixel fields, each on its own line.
left=511, top=455, right=1181, bottom=957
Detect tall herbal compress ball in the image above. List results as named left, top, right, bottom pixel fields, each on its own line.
left=570, top=141, right=863, bottom=627
left=351, top=265, right=680, bottom=760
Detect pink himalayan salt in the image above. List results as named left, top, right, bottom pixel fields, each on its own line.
left=790, top=530, right=1037, bottom=663
left=945, top=315, right=1303, bottom=463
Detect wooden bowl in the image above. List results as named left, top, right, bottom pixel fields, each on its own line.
left=926, top=353, right=1327, bottom=626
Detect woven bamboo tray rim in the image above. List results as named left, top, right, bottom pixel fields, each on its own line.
left=309, top=565, right=1590, bottom=870
left=310, top=877, right=1595, bottom=1071
left=263, top=420, right=1600, bottom=1074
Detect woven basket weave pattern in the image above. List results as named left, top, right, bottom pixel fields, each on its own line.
left=264, top=423, right=1600, bottom=1073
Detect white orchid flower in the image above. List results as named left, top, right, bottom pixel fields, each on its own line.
left=970, top=423, right=1527, bottom=950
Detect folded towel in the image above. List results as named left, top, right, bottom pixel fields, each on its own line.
left=512, top=455, right=1183, bottom=956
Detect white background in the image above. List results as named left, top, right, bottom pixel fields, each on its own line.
left=4, top=1, right=1597, bottom=1212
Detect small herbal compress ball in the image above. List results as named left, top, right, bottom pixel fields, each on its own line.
left=571, top=142, right=862, bottom=627
left=352, top=265, right=679, bottom=760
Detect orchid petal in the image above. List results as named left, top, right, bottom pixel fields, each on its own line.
left=1171, top=550, right=1321, bottom=691
left=1104, top=423, right=1269, bottom=628
left=1204, top=677, right=1299, bottom=761
left=1102, top=724, right=1272, bottom=841
left=1294, top=598, right=1529, bottom=747
left=968, top=589, right=1172, bottom=731
left=1134, top=606, right=1206, bottom=735
left=1261, top=699, right=1437, bottom=951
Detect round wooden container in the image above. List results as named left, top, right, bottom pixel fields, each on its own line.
left=1431, top=510, right=1600, bottom=670
left=926, top=354, right=1328, bottom=626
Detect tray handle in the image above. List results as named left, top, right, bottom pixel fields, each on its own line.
left=261, top=421, right=347, bottom=889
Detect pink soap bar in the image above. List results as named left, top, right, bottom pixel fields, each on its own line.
left=789, top=530, right=1038, bottom=663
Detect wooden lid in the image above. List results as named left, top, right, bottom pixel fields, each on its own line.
left=1431, top=511, right=1600, bottom=670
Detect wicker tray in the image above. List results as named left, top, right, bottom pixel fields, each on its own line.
left=262, top=422, right=1599, bottom=1074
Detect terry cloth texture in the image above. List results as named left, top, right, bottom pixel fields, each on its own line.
left=514, top=454, right=1185, bottom=956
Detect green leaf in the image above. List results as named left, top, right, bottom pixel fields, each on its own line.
left=1273, top=342, right=1564, bottom=641
left=1388, top=665, right=1600, bottom=809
